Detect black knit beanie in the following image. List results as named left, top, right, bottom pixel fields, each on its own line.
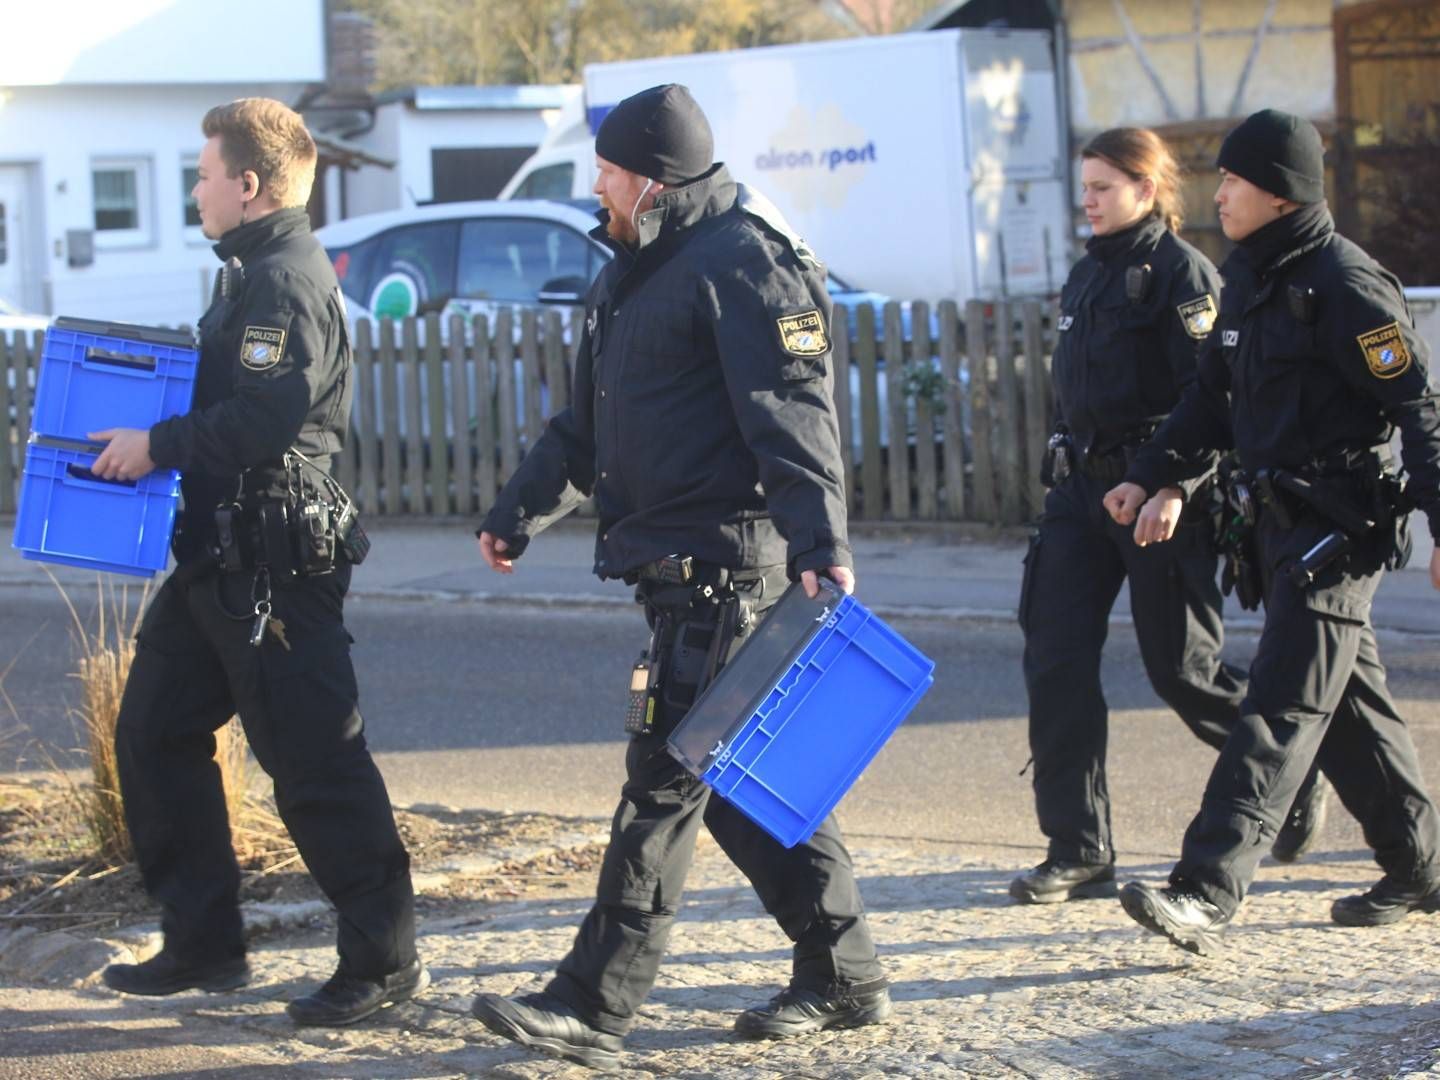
left=595, top=84, right=713, bottom=185
left=1216, top=109, right=1325, bottom=203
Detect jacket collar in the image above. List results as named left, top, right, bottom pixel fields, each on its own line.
left=213, top=206, right=311, bottom=263
left=1235, top=201, right=1333, bottom=278
left=1084, top=213, right=1165, bottom=263
left=590, top=163, right=736, bottom=264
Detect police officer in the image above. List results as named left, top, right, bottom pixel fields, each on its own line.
left=1105, top=109, right=1440, bottom=954
left=89, top=99, right=426, bottom=1023
left=1013, top=127, right=1331, bottom=906
left=469, top=84, right=889, bottom=1070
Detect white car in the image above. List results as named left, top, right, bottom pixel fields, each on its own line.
left=315, top=199, right=610, bottom=332
left=316, top=199, right=613, bottom=446
left=315, top=198, right=904, bottom=336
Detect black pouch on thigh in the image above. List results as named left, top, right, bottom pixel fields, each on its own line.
left=1262, top=516, right=1379, bottom=625
left=627, top=580, right=735, bottom=740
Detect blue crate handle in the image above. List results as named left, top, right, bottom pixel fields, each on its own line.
left=82, top=345, right=159, bottom=378
left=61, top=462, right=139, bottom=494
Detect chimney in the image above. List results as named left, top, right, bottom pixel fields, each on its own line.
left=328, top=10, right=377, bottom=105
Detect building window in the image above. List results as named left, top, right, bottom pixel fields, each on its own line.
left=0, top=201, right=7, bottom=265
left=182, top=164, right=201, bottom=227
left=91, top=157, right=154, bottom=248
left=94, top=169, right=138, bottom=229
left=181, top=160, right=208, bottom=244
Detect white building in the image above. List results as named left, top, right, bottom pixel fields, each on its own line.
left=0, top=1, right=330, bottom=327
left=342, top=85, right=581, bottom=219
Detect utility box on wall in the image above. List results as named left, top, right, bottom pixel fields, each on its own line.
left=65, top=229, right=94, bottom=269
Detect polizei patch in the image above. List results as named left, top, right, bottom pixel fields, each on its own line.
left=1177, top=295, right=1218, bottom=340
left=776, top=310, right=828, bottom=356
left=1356, top=321, right=1412, bottom=379
left=241, top=325, right=287, bottom=371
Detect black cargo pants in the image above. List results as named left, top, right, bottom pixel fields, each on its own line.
left=1020, top=471, right=1248, bottom=864
left=114, top=559, right=416, bottom=978
left=547, top=565, right=884, bottom=1037
left=1174, top=513, right=1440, bottom=915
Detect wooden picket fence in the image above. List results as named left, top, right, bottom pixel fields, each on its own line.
left=0, top=300, right=1055, bottom=525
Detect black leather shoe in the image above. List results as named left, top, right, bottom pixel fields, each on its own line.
left=1331, top=874, right=1440, bottom=927
left=1120, top=881, right=1230, bottom=956
left=471, top=991, right=624, bottom=1072
left=1009, top=859, right=1117, bottom=904
left=103, top=950, right=250, bottom=996
left=734, top=979, right=892, bottom=1039
left=1272, top=773, right=1330, bottom=863
left=287, top=958, right=430, bottom=1026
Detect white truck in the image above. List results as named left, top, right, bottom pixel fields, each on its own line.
left=499, top=29, right=1072, bottom=304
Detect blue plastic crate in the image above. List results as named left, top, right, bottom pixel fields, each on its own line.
left=32, top=317, right=197, bottom=441
left=12, top=438, right=181, bottom=577
left=668, top=583, right=935, bottom=848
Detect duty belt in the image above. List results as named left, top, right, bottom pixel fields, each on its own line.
left=1078, top=424, right=1158, bottom=484
left=1078, top=447, right=1130, bottom=484
left=629, top=554, right=770, bottom=589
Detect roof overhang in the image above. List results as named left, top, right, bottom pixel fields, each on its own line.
left=313, top=131, right=394, bottom=170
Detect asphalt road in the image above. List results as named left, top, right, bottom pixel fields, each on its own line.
left=5, top=584, right=1439, bottom=862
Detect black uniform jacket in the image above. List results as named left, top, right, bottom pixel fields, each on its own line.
left=1127, top=202, right=1440, bottom=541
left=149, top=208, right=353, bottom=550
left=480, top=164, right=851, bottom=580
left=1053, top=214, right=1220, bottom=496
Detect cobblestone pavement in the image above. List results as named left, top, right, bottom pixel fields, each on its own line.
left=6, top=833, right=1440, bottom=1079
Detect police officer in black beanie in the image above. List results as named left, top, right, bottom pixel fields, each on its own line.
left=1105, top=108, right=1440, bottom=955
left=469, top=83, right=889, bottom=1069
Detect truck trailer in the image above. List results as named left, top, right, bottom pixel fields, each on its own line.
left=500, top=29, right=1073, bottom=304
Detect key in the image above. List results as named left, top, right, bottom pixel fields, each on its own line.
left=269, top=617, right=292, bottom=652
left=249, top=601, right=271, bottom=648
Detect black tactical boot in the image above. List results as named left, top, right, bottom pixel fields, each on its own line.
left=1009, top=859, right=1118, bottom=903
left=1272, top=772, right=1330, bottom=863
left=103, top=949, right=250, bottom=996
left=734, top=979, right=892, bottom=1039
left=287, top=958, right=429, bottom=1026
left=471, top=991, right=624, bottom=1072
left=1120, top=881, right=1230, bottom=956
left=1331, top=874, right=1440, bottom=927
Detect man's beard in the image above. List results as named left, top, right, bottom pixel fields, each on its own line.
left=600, top=199, right=637, bottom=246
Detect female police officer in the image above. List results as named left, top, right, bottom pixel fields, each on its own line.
left=1011, top=127, right=1329, bottom=905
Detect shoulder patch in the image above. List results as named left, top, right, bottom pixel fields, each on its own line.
left=1356, top=321, right=1412, bottom=379
left=776, top=310, right=828, bottom=357
left=241, top=325, right=287, bottom=371
left=1177, top=295, right=1218, bottom=340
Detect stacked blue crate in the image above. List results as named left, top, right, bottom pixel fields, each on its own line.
left=12, top=317, right=198, bottom=577
left=668, top=581, right=935, bottom=848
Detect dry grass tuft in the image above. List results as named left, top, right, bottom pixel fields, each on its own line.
left=43, top=571, right=288, bottom=867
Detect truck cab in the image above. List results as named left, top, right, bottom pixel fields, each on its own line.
left=498, top=96, right=594, bottom=201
